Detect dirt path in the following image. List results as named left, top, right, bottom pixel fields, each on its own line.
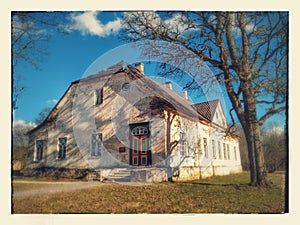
left=12, top=180, right=110, bottom=199
left=12, top=180, right=150, bottom=199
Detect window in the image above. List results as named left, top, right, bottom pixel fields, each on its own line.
left=203, top=138, right=208, bottom=158
left=122, top=82, right=130, bottom=91
left=131, top=126, right=148, bottom=135
left=234, top=146, right=238, bottom=161
left=91, top=133, right=102, bottom=157
left=95, top=88, right=103, bottom=105
left=212, top=140, right=216, bottom=159
left=58, top=137, right=67, bottom=159
left=180, top=132, right=186, bottom=157
left=227, top=144, right=230, bottom=160
left=35, top=140, right=44, bottom=161
left=223, top=143, right=227, bottom=160
left=218, top=141, right=222, bottom=159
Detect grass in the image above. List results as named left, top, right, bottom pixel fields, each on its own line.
left=12, top=171, right=287, bottom=214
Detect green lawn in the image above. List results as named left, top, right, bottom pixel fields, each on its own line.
left=12, top=171, right=287, bottom=214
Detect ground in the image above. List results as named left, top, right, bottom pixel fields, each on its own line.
left=12, top=171, right=286, bottom=214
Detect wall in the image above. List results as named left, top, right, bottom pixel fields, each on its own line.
left=167, top=114, right=242, bottom=181
left=25, top=72, right=167, bottom=172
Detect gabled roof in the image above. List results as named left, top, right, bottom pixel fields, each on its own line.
left=28, top=62, right=224, bottom=134
left=28, top=62, right=129, bottom=134
left=193, top=99, right=220, bottom=121
left=76, top=61, right=135, bottom=83
left=74, top=61, right=209, bottom=122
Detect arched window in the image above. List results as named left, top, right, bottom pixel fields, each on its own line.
left=131, top=126, right=148, bottom=135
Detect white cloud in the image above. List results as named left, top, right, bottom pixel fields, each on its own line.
left=123, top=12, right=197, bottom=39
left=164, top=13, right=190, bottom=33
left=13, top=119, right=36, bottom=129
left=209, top=13, right=255, bottom=35
left=67, top=11, right=122, bottom=37
left=46, top=99, right=58, bottom=105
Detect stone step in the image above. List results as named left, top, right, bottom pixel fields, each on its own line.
left=107, top=169, right=131, bottom=182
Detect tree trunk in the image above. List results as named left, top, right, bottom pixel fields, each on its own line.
left=252, top=122, right=269, bottom=186
left=242, top=123, right=257, bottom=185
left=241, top=85, right=269, bottom=186
left=230, top=79, right=269, bottom=186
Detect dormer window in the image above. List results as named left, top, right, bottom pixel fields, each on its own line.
left=95, top=88, right=103, bottom=105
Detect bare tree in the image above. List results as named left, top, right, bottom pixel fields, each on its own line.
left=262, top=122, right=287, bottom=172
left=12, top=12, right=67, bottom=110
left=234, top=125, right=250, bottom=171
left=34, top=106, right=53, bottom=125
left=12, top=121, right=35, bottom=169
left=122, top=12, right=288, bottom=186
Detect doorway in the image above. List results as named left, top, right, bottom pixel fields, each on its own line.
left=130, top=125, right=151, bottom=166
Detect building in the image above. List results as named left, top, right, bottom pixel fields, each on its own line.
left=25, top=62, right=242, bottom=182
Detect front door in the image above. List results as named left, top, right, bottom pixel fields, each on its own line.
left=131, top=135, right=149, bottom=166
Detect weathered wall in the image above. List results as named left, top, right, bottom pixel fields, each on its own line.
left=26, top=83, right=91, bottom=171
left=25, top=70, right=242, bottom=181
left=25, top=72, right=167, bottom=171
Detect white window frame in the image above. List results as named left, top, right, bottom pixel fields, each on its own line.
left=203, top=138, right=208, bottom=158
left=34, top=140, right=44, bottom=162
left=58, top=137, right=67, bottom=160
left=91, top=133, right=102, bottom=157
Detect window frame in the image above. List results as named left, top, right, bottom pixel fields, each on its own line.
left=34, top=139, right=44, bottom=162
left=212, top=139, right=216, bottom=159
left=58, top=137, right=67, bottom=160
left=203, top=138, right=208, bottom=158
left=227, top=144, right=230, bottom=160
left=131, top=126, right=148, bottom=136
left=218, top=141, right=222, bottom=160
left=179, top=132, right=186, bottom=157
left=91, top=133, right=102, bottom=157
left=95, top=88, right=104, bottom=105
left=223, top=143, right=227, bottom=160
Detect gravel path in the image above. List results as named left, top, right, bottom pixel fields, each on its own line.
left=12, top=180, right=150, bottom=199
left=12, top=180, right=110, bottom=199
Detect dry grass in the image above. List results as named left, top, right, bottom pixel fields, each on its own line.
left=12, top=172, right=287, bottom=214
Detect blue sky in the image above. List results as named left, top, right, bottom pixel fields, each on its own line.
left=13, top=12, right=124, bottom=123
left=12, top=11, right=287, bottom=130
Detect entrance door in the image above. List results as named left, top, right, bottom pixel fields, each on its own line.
left=131, top=135, right=149, bottom=166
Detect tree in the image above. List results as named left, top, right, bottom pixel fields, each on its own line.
left=12, top=12, right=67, bottom=110
left=12, top=121, right=35, bottom=169
left=235, top=125, right=250, bottom=171
left=262, top=122, right=287, bottom=172
left=122, top=12, right=288, bottom=186
left=34, top=107, right=53, bottom=125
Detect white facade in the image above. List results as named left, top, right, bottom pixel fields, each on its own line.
left=25, top=62, right=242, bottom=181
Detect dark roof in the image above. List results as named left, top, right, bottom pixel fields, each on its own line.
left=193, top=99, right=220, bottom=121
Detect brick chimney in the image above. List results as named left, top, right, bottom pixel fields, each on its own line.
left=165, top=81, right=172, bottom=90
left=135, top=62, right=144, bottom=74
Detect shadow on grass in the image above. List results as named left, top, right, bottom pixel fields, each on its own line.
left=188, top=182, right=251, bottom=189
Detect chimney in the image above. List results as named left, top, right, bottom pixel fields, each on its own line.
left=165, top=81, right=172, bottom=90
left=183, top=90, right=188, bottom=100
left=135, top=62, right=144, bottom=74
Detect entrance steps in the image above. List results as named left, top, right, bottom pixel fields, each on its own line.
left=106, top=168, right=131, bottom=182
